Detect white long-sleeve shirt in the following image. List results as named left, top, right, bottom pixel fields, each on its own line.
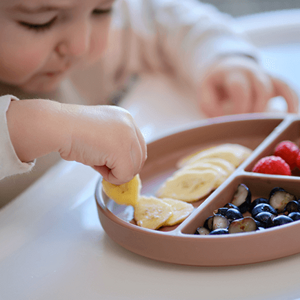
left=0, top=0, right=257, bottom=206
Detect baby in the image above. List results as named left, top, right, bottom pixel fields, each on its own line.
left=0, top=0, right=298, bottom=204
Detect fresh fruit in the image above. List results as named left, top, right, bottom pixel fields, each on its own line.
left=269, top=187, right=296, bottom=213
left=182, top=162, right=228, bottom=188
left=249, top=197, right=269, bottom=213
left=228, top=217, right=257, bottom=234
left=160, top=198, right=194, bottom=226
left=251, top=203, right=277, bottom=218
left=102, top=175, right=141, bottom=206
left=196, top=157, right=235, bottom=176
left=157, top=169, right=219, bottom=202
left=194, top=184, right=300, bottom=236
left=209, top=228, right=229, bottom=235
left=225, top=208, right=243, bottom=221
left=231, top=183, right=251, bottom=213
left=252, top=156, right=291, bottom=176
left=134, top=196, right=173, bottom=230
left=273, top=215, right=293, bottom=226
left=195, top=227, right=210, bottom=235
left=285, top=200, right=300, bottom=214
left=181, top=144, right=252, bottom=168
left=274, top=141, right=299, bottom=170
left=204, top=214, right=230, bottom=231
left=296, top=152, right=300, bottom=170
left=254, top=212, right=275, bottom=228
left=289, top=212, right=300, bottom=221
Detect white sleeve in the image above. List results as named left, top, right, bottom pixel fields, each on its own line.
left=110, top=0, right=259, bottom=86
left=0, top=95, right=35, bottom=180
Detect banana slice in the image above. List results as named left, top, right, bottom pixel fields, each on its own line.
left=181, top=162, right=228, bottom=188
left=182, top=144, right=252, bottom=168
left=192, top=157, right=235, bottom=176
left=160, top=198, right=194, bottom=226
left=156, top=169, right=218, bottom=202
left=134, top=196, right=173, bottom=229
left=102, top=175, right=141, bottom=206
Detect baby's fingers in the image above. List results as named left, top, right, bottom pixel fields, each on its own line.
left=223, top=71, right=252, bottom=115
left=251, top=72, right=272, bottom=113
left=271, top=76, right=299, bottom=113
left=103, top=131, right=146, bottom=185
left=198, top=82, right=224, bottom=117
left=134, top=125, right=147, bottom=170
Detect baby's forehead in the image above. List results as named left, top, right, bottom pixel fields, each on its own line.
left=2, top=0, right=81, bottom=11
left=3, top=0, right=113, bottom=11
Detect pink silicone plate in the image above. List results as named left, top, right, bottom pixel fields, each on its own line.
left=95, top=113, right=300, bottom=266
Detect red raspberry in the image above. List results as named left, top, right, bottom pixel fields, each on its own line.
left=252, top=156, right=291, bottom=176
left=296, top=152, right=300, bottom=169
left=274, top=141, right=299, bottom=170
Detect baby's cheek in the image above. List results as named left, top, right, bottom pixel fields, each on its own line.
left=14, top=47, right=46, bottom=75
left=88, top=21, right=111, bottom=63
left=0, top=46, right=46, bottom=83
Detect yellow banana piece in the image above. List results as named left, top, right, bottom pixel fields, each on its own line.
left=160, top=198, right=194, bottom=226
left=193, top=157, right=235, bottom=176
left=156, top=169, right=219, bottom=202
left=134, top=196, right=173, bottom=229
left=178, top=144, right=252, bottom=168
left=181, top=162, right=229, bottom=188
left=102, top=175, right=141, bottom=206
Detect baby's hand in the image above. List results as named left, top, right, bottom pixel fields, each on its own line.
left=59, top=105, right=147, bottom=185
left=197, top=56, right=299, bottom=117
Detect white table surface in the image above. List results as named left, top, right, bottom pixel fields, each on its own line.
left=2, top=10, right=300, bottom=300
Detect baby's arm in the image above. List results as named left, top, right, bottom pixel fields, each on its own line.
left=198, top=55, right=299, bottom=117
left=99, top=0, right=298, bottom=116
left=5, top=98, right=146, bottom=184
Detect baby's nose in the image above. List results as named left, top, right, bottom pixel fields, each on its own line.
left=57, top=20, right=90, bottom=57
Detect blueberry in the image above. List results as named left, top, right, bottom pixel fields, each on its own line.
left=254, top=219, right=265, bottom=228
left=251, top=203, right=277, bottom=218
left=257, top=227, right=266, bottom=231
left=285, top=200, right=300, bottom=214
left=254, top=212, right=275, bottom=228
left=249, top=197, right=269, bottom=212
left=209, top=228, right=229, bottom=235
left=211, top=214, right=230, bottom=231
left=216, top=207, right=228, bottom=216
left=269, top=187, right=285, bottom=198
left=269, top=188, right=296, bottom=213
left=195, top=227, right=210, bottom=235
left=203, top=215, right=214, bottom=231
left=231, top=184, right=251, bottom=213
left=223, top=203, right=240, bottom=211
left=273, top=215, right=294, bottom=226
left=225, top=208, right=243, bottom=221
left=204, top=214, right=229, bottom=231
left=228, top=217, right=257, bottom=234
left=288, top=212, right=300, bottom=221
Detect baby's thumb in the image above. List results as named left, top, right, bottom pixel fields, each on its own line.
left=271, top=76, right=299, bottom=113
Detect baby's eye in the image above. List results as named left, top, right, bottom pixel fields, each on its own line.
left=92, top=8, right=112, bottom=16
left=19, top=17, right=57, bottom=32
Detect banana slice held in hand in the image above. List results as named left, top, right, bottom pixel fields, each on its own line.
left=102, top=175, right=141, bottom=206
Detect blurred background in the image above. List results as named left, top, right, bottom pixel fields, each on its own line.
left=202, top=0, right=300, bottom=16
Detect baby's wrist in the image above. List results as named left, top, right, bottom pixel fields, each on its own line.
left=6, top=99, right=67, bottom=162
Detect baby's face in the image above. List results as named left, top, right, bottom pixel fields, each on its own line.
left=0, top=0, right=114, bottom=93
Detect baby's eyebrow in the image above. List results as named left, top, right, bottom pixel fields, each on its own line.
left=11, top=4, right=65, bottom=14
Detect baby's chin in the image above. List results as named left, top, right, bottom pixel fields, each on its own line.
left=18, top=78, right=62, bottom=95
